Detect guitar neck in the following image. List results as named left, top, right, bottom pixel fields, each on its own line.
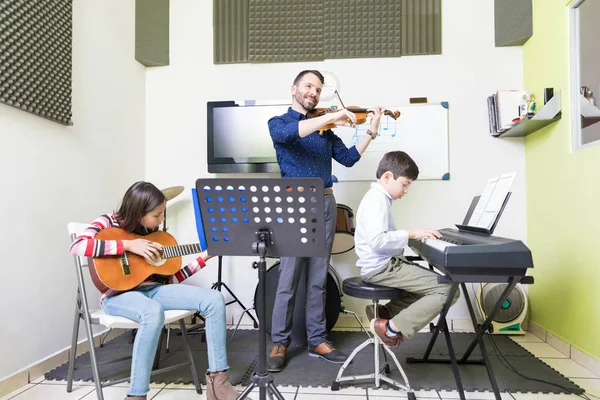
left=161, top=243, right=202, bottom=259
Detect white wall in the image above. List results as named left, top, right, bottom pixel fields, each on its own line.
left=145, top=0, right=526, bottom=327
left=0, top=0, right=146, bottom=379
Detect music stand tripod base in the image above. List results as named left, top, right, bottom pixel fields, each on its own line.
left=195, top=178, right=328, bottom=400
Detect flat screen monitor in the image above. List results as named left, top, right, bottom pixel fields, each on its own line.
left=207, top=100, right=290, bottom=173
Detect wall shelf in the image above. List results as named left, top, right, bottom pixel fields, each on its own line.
left=496, top=91, right=562, bottom=138
left=579, top=94, right=600, bottom=128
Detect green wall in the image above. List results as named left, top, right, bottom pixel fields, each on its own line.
left=524, top=0, right=600, bottom=359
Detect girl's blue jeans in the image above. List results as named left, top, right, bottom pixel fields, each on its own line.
left=102, top=284, right=228, bottom=396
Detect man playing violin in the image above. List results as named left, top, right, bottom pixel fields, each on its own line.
left=266, top=70, right=384, bottom=372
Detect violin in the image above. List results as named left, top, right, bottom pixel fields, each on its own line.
left=306, top=106, right=401, bottom=132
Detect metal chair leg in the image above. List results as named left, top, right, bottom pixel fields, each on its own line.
left=66, top=298, right=81, bottom=393
left=82, top=313, right=104, bottom=400
left=179, top=319, right=202, bottom=394
left=166, top=325, right=171, bottom=353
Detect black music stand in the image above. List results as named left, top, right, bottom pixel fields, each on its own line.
left=184, top=189, right=259, bottom=337
left=212, top=255, right=259, bottom=328
left=455, top=193, right=512, bottom=235
left=195, top=177, right=327, bottom=400
left=184, top=257, right=261, bottom=337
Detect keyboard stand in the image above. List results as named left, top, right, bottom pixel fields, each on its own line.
left=406, top=274, right=534, bottom=400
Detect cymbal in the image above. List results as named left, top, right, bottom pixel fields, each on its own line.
left=161, top=186, right=184, bottom=202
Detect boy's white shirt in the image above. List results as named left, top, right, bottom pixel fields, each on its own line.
left=354, top=182, right=409, bottom=276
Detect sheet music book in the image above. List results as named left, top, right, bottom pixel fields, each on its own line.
left=191, top=188, right=207, bottom=251
left=466, top=171, right=517, bottom=230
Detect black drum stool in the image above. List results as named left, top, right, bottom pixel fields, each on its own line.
left=332, top=277, right=414, bottom=399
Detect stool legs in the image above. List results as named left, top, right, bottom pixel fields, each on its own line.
left=332, top=300, right=414, bottom=398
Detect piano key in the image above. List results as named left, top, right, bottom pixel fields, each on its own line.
left=423, top=237, right=457, bottom=251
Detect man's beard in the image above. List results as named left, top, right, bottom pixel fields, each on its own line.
left=295, top=91, right=317, bottom=111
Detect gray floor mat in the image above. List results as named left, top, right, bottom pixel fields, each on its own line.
left=45, top=329, right=584, bottom=394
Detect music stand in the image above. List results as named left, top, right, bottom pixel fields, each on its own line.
left=183, top=189, right=260, bottom=337
left=195, top=177, right=327, bottom=400
left=194, top=188, right=259, bottom=329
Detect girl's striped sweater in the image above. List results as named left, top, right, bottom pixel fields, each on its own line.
left=69, top=213, right=206, bottom=299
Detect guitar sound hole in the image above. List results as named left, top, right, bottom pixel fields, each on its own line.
left=148, top=258, right=167, bottom=267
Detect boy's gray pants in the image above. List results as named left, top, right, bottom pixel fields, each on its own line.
left=362, top=257, right=460, bottom=338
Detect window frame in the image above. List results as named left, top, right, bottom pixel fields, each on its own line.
left=570, top=0, right=600, bottom=151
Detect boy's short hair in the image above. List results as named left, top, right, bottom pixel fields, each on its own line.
left=376, top=151, right=419, bottom=180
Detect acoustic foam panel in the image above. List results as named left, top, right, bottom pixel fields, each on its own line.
left=214, top=0, right=441, bottom=64
left=323, top=0, right=402, bottom=59
left=0, top=0, right=73, bottom=125
left=248, top=0, right=324, bottom=63
left=135, top=0, right=169, bottom=67
left=213, top=0, right=250, bottom=64
left=494, top=0, right=532, bottom=47
left=401, top=0, right=441, bottom=55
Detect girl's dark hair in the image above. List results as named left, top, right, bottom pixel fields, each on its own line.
left=376, top=151, right=419, bottom=180
left=293, top=70, right=324, bottom=85
left=115, top=181, right=166, bottom=235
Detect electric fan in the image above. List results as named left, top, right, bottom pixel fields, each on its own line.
left=476, top=283, right=527, bottom=335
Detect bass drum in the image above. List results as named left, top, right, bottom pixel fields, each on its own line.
left=254, top=261, right=342, bottom=344
left=332, top=204, right=355, bottom=255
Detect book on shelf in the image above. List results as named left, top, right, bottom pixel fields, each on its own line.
left=487, top=90, right=527, bottom=136
left=487, top=94, right=498, bottom=134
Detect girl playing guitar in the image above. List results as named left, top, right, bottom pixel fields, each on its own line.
left=69, top=181, right=240, bottom=400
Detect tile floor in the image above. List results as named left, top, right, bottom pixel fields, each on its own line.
left=2, top=332, right=598, bottom=400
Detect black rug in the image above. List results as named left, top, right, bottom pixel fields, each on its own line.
left=45, top=329, right=584, bottom=394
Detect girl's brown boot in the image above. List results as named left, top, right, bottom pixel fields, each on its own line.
left=206, top=370, right=241, bottom=400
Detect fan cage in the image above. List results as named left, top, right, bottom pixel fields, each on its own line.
left=480, top=283, right=525, bottom=323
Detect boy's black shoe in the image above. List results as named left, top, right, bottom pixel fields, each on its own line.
left=266, top=343, right=287, bottom=372
left=308, top=341, right=348, bottom=363
left=365, top=304, right=391, bottom=321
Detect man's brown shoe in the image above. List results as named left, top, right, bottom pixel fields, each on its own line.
left=365, top=304, right=391, bottom=321
left=266, top=343, right=287, bottom=372
left=308, top=341, right=348, bottom=363
left=370, top=319, right=402, bottom=347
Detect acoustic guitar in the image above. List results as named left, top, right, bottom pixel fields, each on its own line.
left=91, top=228, right=202, bottom=291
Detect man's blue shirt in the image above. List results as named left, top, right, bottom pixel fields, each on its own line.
left=268, top=107, right=361, bottom=188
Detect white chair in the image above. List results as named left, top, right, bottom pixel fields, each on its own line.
left=66, top=223, right=202, bottom=400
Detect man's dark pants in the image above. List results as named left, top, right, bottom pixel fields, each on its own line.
left=271, top=194, right=336, bottom=348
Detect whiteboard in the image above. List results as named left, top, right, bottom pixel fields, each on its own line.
left=332, top=102, right=450, bottom=181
